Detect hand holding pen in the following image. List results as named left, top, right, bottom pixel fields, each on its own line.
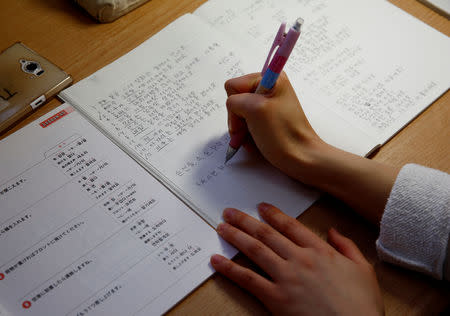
left=225, top=18, right=304, bottom=163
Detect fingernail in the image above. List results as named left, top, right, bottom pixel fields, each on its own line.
left=211, top=254, right=224, bottom=265
left=258, top=202, right=272, bottom=214
left=330, top=227, right=340, bottom=235
left=217, top=223, right=226, bottom=235
left=223, top=208, right=235, bottom=221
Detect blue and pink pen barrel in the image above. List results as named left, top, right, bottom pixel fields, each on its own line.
left=256, top=17, right=303, bottom=94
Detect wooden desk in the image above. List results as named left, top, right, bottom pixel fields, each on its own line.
left=1, top=0, right=449, bottom=314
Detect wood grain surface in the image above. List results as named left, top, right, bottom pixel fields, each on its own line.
left=1, top=0, right=449, bottom=314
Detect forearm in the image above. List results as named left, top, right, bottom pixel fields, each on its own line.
left=291, top=139, right=400, bottom=226
left=225, top=73, right=449, bottom=281
left=224, top=72, right=399, bottom=226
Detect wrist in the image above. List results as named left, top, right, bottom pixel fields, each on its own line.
left=285, top=135, right=335, bottom=186
left=289, top=138, right=399, bottom=225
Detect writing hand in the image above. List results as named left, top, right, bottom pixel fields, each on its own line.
left=225, top=73, right=398, bottom=225
left=225, top=72, right=322, bottom=180
left=211, top=203, right=384, bottom=316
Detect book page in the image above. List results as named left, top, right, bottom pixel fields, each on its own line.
left=195, top=0, right=450, bottom=149
left=0, top=105, right=235, bottom=316
left=60, top=14, right=319, bottom=228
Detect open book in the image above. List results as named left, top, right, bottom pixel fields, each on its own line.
left=1, top=0, right=449, bottom=314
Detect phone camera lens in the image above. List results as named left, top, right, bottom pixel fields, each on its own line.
left=21, top=60, right=44, bottom=76
left=26, top=62, right=38, bottom=72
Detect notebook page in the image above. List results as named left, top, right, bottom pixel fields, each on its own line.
left=60, top=14, right=319, bottom=228
left=0, top=105, right=235, bottom=316
left=194, top=0, right=450, bottom=152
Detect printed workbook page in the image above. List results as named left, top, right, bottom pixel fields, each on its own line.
left=195, top=0, right=450, bottom=155
left=0, top=105, right=235, bottom=316
left=60, top=14, right=319, bottom=228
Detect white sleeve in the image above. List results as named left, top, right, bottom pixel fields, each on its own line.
left=376, top=164, right=450, bottom=280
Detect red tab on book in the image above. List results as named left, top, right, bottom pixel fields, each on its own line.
left=39, top=107, right=74, bottom=128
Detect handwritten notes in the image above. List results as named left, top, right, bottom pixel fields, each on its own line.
left=195, top=0, right=450, bottom=147
left=61, top=14, right=319, bottom=227
left=92, top=42, right=242, bottom=161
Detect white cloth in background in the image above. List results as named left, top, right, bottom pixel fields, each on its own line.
left=376, top=164, right=450, bottom=280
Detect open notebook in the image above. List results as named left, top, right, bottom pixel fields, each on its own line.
left=1, top=0, right=449, bottom=314
left=59, top=0, right=450, bottom=229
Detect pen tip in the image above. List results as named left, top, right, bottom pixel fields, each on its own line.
left=225, top=146, right=238, bottom=164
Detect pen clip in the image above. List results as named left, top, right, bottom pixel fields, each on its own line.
left=261, top=22, right=286, bottom=75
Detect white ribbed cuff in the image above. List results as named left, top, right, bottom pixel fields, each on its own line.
left=376, top=164, right=450, bottom=279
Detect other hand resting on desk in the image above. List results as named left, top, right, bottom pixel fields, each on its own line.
left=211, top=204, right=384, bottom=316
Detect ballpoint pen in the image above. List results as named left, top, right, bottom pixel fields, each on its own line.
left=225, top=17, right=304, bottom=163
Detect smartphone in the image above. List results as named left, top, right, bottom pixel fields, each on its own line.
left=0, top=42, right=72, bottom=134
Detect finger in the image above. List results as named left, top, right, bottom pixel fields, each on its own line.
left=229, top=132, right=247, bottom=150
left=223, top=208, right=296, bottom=260
left=258, top=203, right=326, bottom=250
left=242, top=134, right=259, bottom=154
left=226, top=92, right=267, bottom=120
left=224, top=73, right=261, bottom=96
left=226, top=93, right=266, bottom=150
left=227, top=110, right=247, bottom=149
left=217, top=222, right=285, bottom=278
left=327, top=228, right=368, bottom=266
left=210, top=254, right=275, bottom=302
